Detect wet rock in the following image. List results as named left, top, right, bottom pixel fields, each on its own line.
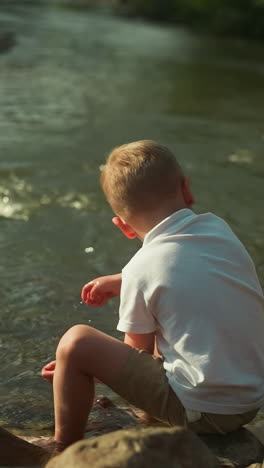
left=0, top=426, right=46, bottom=466
left=45, top=425, right=220, bottom=468
left=83, top=396, right=138, bottom=439
left=0, top=32, right=16, bottom=54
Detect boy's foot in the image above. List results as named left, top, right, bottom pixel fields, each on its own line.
left=25, top=437, right=67, bottom=464
left=30, top=436, right=66, bottom=450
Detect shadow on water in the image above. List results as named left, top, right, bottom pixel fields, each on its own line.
left=0, top=2, right=263, bottom=431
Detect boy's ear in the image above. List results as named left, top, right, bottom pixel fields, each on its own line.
left=181, top=177, right=195, bottom=207
left=112, top=217, right=137, bottom=239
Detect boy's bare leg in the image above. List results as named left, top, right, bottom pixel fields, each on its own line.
left=53, top=325, right=132, bottom=446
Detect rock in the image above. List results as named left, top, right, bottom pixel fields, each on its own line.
left=45, top=425, right=220, bottom=468
left=0, top=32, right=16, bottom=54
left=82, top=400, right=264, bottom=467
left=246, top=420, right=264, bottom=445
left=200, top=428, right=264, bottom=468
left=7, top=397, right=263, bottom=468
left=246, top=464, right=264, bottom=468
left=83, top=396, right=138, bottom=439
left=8, top=396, right=138, bottom=466
left=0, top=426, right=46, bottom=466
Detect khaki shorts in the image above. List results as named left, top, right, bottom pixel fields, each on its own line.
left=110, top=347, right=258, bottom=434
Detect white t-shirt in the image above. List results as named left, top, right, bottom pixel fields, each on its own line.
left=117, top=209, right=264, bottom=414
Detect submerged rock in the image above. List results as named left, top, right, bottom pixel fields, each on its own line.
left=0, top=32, right=16, bottom=54
left=83, top=396, right=138, bottom=438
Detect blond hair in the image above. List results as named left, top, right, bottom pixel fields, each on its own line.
left=100, top=140, right=184, bottom=219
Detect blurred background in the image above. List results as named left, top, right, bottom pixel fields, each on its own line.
left=0, top=0, right=263, bottom=434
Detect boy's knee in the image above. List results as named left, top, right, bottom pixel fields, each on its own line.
left=56, top=324, right=95, bottom=361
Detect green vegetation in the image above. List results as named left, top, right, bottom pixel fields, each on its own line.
left=120, top=0, right=264, bottom=39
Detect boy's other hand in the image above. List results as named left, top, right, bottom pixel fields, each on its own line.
left=41, top=360, right=56, bottom=383
left=81, top=273, right=122, bottom=307
left=41, top=360, right=101, bottom=384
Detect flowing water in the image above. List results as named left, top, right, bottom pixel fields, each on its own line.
left=0, top=2, right=263, bottom=433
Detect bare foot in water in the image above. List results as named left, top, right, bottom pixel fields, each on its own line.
left=27, top=436, right=67, bottom=452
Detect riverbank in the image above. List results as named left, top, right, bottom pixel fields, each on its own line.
left=110, top=0, right=264, bottom=40
left=23, top=0, right=264, bottom=40
left=2, top=0, right=264, bottom=39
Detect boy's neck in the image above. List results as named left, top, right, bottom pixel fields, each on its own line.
left=128, top=200, right=191, bottom=241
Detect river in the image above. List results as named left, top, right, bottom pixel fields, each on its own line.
left=0, top=2, right=263, bottom=433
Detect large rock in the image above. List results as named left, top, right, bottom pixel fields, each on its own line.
left=246, top=465, right=264, bottom=468
left=0, top=426, right=46, bottom=466
left=46, top=426, right=220, bottom=468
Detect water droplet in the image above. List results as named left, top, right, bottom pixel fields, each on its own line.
left=84, top=247, right=94, bottom=253
left=73, top=301, right=83, bottom=310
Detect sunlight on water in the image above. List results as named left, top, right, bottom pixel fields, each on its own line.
left=84, top=247, right=94, bottom=253
left=0, top=198, right=26, bottom=220
left=228, top=148, right=256, bottom=165
left=0, top=177, right=98, bottom=219
left=0, top=177, right=33, bottom=220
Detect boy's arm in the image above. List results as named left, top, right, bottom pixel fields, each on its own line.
left=124, top=332, right=155, bottom=354
left=82, top=273, right=122, bottom=306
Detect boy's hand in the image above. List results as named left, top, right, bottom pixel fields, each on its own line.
left=81, top=273, right=122, bottom=307
left=41, top=360, right=101, bottom=384
left=41, top=360, right=56, bottom=383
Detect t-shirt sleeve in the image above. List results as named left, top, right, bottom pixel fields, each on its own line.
left=117, top=270, right=157, bottom=334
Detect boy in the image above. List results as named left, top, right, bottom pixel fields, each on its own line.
left=42, top=140, right=264, bottom=450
